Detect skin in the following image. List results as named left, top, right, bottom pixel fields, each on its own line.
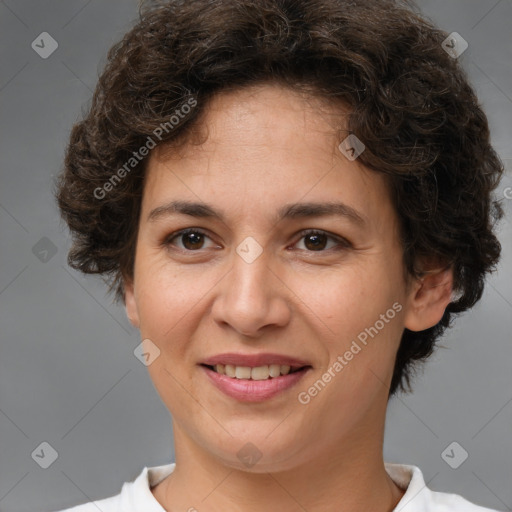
left=124, top=83, right=453, bottom=512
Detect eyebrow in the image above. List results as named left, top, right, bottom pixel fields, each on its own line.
left=147, top=200, right=368, bottom=226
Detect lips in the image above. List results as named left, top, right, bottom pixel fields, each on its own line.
left=199, top=352, right=312, bottom=401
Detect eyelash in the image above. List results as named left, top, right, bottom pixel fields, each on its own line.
left=163, top=228, right=352, bottom=253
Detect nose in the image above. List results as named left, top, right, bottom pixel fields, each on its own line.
left=211, top=247, right=291, bottom=337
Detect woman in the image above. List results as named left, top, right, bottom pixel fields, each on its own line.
left=54, top=0, right=504, bottom=510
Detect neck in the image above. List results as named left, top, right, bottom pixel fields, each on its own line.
left=153, top=420, right=404, bottom=512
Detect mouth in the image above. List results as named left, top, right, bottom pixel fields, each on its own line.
left=199, top=356, right=313, bottom=402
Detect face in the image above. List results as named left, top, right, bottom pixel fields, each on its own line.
left=125, top=84, right=428, bottom=472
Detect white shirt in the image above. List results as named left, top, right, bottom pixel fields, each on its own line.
left=53, top=462, right=501, bottom=512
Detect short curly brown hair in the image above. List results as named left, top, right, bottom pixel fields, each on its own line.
left=56, top=0, right=504, bottom=395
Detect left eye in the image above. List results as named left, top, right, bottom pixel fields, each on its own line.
left=293, top=230, right=350, bottom=252
left=164, top=229, right=217, bottom=251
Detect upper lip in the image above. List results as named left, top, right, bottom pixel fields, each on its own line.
left=201, top=353, right=312, bottom=369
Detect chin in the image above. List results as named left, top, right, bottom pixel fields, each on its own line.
left=206, top=431, right=309, bottom=473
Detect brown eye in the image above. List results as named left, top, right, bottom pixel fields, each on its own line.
left=304, top=232, right=328, bottom=251
left=294, top=229, right=351, bottom=252
left=165, top=229, right=216, bottom=251
left=181, top=231, right=205, bottom=250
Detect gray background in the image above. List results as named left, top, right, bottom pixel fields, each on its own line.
left=0, top=1, right=511, bottom=511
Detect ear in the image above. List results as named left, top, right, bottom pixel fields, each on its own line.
left=403, top=263, right=454, bottom=332
left=124, top=277, right=140, bottom=329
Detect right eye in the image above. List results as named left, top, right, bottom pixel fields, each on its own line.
left=163, top=228, right=219, bottom=251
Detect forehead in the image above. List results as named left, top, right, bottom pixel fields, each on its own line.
left=141, top=84, right=396, bottom=233
left=154, top=83, right=351, bottom=164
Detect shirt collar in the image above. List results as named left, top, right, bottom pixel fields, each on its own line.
left=385, top=463, right=431, bottom=511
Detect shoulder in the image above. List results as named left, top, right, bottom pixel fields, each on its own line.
left=428, top=491, right=502, bottom=511
left=50, top=463, right=176, bottom=512
left=386, top=463, right=502, bottom=512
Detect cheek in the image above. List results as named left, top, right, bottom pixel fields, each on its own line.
left=298, top=271, right=403, bottom=428
left=133, top=256, right=204, bottom=346
left=291, top=258, right=405, bottom=392
left=133, top=258, right=207, bottom=411
left=292, top=263, right=399, bottom=337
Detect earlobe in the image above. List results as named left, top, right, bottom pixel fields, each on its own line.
left=403, top=265, right=454, bottom=332
left=124, top=278, right=140, bottom=329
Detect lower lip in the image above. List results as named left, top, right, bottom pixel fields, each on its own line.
left=201, top=365, right=311, bottom=402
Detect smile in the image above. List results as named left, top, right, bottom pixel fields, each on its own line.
left=200, top=364, right=312, bottom=402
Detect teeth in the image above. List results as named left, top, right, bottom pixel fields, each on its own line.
left=251, top=366, right=270, bottom=380
left=269, top=364, right=281, bottom=378
left=212, top=364, right=297, bottom=380
left=225, top=364, right=236, bottom=378
left=235, top=366, right=252, bottom=379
